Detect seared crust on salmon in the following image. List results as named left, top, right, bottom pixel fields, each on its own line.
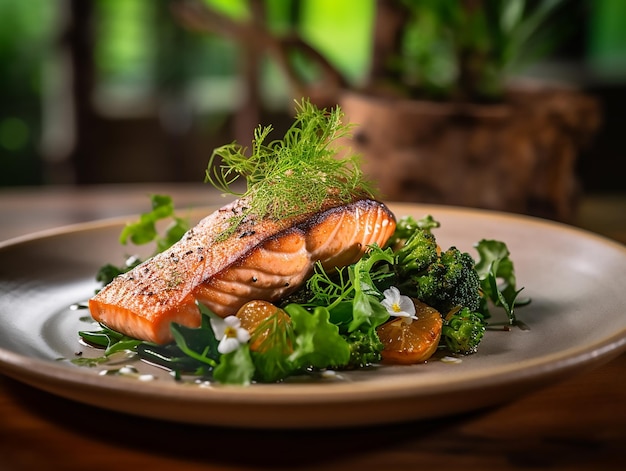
left=89, top=196, right=396, bottom=344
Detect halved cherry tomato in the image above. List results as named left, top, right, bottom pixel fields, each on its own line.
left=236, top=300, right=292, bottom=352
left=376, top=299, right=442, bottom=364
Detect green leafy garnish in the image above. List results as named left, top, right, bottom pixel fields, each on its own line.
left=74, top=324, right=143, bottom=367
left=285, top=304, right=351, bottom=369
left=305, top=245, right=394, bottom=333
left=386, top=214, right=440, bottom=247
left=205, top=98, right=374, bottom=237
left=213, top=346, right=256, bottom=386
left=346, top=246, right=395, bottom=332
left=119, top=194, right=189, bottom=253
left=170, top=323, right=219, bottom=370
left=95, top=194, right=190, bottom=286
left=474, top=239, right=527, bottom=324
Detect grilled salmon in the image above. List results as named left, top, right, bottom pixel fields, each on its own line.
left=89, top=196, right=396, bottom=344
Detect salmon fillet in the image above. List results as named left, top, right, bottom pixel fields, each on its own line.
left=88, top=196, right=396, bottom=344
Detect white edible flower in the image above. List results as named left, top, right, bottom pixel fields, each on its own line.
left=381, top=287, right=417, bottom=321
left=210, top=315, right=251, bottom=354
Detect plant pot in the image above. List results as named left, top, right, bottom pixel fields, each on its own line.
left=336, top=82, right=601, bottom=222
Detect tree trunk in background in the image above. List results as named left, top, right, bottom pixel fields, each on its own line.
left=233, top=0, right=264, bottom=147
left=66, top=0, right=97, bottom=184
left=369, top=0, right=407, bottom=86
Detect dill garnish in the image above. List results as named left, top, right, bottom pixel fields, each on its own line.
left=205, top=98, right=375, bottom=234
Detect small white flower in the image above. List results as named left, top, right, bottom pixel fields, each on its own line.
left=381, top=287, right=417, bottom=321
left=210, top=315, right=251, bottom=354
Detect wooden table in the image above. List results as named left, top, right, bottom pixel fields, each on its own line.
left=1, top=183, right=624, bottom=471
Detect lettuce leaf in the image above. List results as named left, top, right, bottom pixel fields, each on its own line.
left=285, top=304, right=351, bottom=369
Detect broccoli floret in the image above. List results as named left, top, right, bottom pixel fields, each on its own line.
left=403, top=247, right=481, bottom=315
left=394, top=228, right=439, bottom=276
left=343, top=327, right=384, bottom=369
left=442, top=307, right=486, bottom=354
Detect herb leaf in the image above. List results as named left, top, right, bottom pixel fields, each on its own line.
left=119, top=194, right=189, bottom=252
left=474, top=239, right=527, bottom=323
left=213, top=345, right=256, bottom=386
left=169, top=323, right=219, bottom=369
left=95, top=194, right=190, bottom=287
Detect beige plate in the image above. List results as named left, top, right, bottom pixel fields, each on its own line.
left=1, top=203, right=625, bottom=429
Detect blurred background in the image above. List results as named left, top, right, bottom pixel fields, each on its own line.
left=0, top=0, right=624, bottom=213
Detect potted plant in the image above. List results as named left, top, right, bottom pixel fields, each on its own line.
left=173, top=0, right=600, bottom=222
left=339, top=0, right=602, bottom=222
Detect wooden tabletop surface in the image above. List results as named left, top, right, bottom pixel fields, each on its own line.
left=1, top=183, right=624, bottom=471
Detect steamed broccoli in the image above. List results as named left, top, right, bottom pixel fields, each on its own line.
left=394, top=228, right=439, bottom=276
left=343, top=327, right=384, bottom=369
left=442, top=307, right=486, bottom=354
left=396, top=243, right=481, bottom=315
left=416, top=247, right=481, bottom=314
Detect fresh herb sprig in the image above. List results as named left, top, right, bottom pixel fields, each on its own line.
left=95, top=194, right=190, bottom=286
left=205, top=99, right=374, bottom=235
left=118, top=194, right=189, bottom=253
left=474, top=239, right=529, bottom=325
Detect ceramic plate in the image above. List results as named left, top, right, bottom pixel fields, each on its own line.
left=1, top=203, right=625, bottom=429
